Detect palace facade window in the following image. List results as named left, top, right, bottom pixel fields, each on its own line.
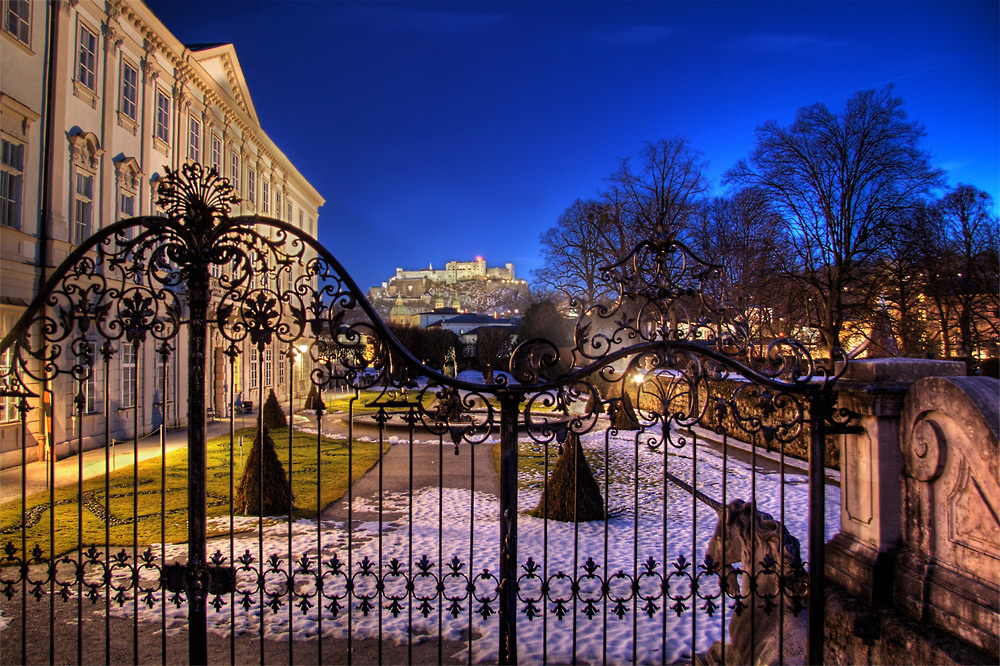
left=275, top=192, right=281, bottom=220
left=261, top=180, right=269, bottom=214
left=0, top=137, right=24, bottom=229
left=120, top=61, right=138, bottom=121
left=120, top=342, right=136, bottom=408
left=77, top=24, right=98, bottom=92
left=264, top=345, right=272, bottom=388
left=247, top=166, right=256, bottom=206
left=155, top=89, right=170, bottom=143
left=249, top=345, right=258, bottom=389
left=0, top=310, right=19, bottom=423
left=188, top=116, right=201, bottom=162
left=73, top=171, right=93, bottom=245
left=211, top=134, right=221, bottom=172
left=230, top=151, right=240, bottom=193
left=277, top=346, right=285, bottom=386
left=3, top=0, right=30, bottom=46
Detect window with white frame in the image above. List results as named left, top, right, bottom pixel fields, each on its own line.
left=1, top=138, right=24, bottom=230
left=211, top=134, right=222, bottom=172
left=264, top=345, right=272, bottom=388
left=120, top=342, right=136, bottom=407
left=249, top=345, right=258, bottom=389
left=275, top=192, right=282, bottom=220
left=77, top=341, right=100, bottom=415
left=230, top=151, right=240, bottom=193
left=277, top=346, right=285, bottom=386
left=155, top=89, right=170, bottom=142
left=155, top=351, right=170, bottom=398
left=119, top=189, right=134, bottom=219
left=73, top=171, right=94, bottom=245
left=0, top=310, right=20, bottom=423
left=188, top=116, right=201, bottom=162
left=286, top=201, right=292, bottom=222
left=298, top=210, right=303, bottom=230
left=77, top=24, right=98, bottom=92
left=4, top=0, right=30, bottom=46
left=261, top=180, right=269, bottom=214
left=120, top=61, right=138, bottom=120
left=247, top=166, right=256, bottom=206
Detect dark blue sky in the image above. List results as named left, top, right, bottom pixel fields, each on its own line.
left=146, top=0, right=999, bottom=294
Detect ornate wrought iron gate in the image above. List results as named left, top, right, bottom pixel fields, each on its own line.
left=1, top=165, right=849, bottom=664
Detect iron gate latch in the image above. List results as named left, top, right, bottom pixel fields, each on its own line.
left=164, top=561, right=235, bottom=597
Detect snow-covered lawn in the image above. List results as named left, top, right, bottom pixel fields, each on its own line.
left=54, top=422, right=839, bottom=665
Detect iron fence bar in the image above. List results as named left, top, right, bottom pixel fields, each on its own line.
left=186, top=262, right=210, bottom=666
left=287, top=350, right=295, bottom=666
left=160, top=348, right=169, bottom=666
left=104, top=346, right=112, bottom=666
left=807, top=401, right=827, bottom=665
left=498, top=390, right=521, bottom=665
left=132, top=343, right=140, bottom=666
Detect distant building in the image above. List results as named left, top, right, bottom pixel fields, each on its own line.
left=368, top=257, right=529, bottom=318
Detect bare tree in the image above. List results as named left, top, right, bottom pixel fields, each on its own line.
left=602, top=137, right=708, bottom=255
left=532, top=199, right=617, bottom=311
left=726, top=87, right=943, bottom=354
left=689, top=189, right=791, bottom=339
left=929, top=185, right=1000, bottom=359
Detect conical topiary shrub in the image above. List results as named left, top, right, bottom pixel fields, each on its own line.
left=611, top=387, right=641, bottom=431
left=261, top=388, right=287, bottom=430
left=303, top=384, right=325, bottom=414
left=234, top=426, right=293, bottom=516
left=529, top=430, right=606, bottom=522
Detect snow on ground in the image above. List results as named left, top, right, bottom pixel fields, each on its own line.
left=50, top=424, right=839, bottom=665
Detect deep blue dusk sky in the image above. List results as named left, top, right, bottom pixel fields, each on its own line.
left=145, top=0, right=999, bottom=294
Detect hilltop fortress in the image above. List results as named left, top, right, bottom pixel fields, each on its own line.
left=367, top=258, right=529, bottom=321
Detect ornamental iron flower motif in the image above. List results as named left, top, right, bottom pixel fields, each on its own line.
left=242, top=292, right=280, bottom=347
left=117, top=292, right=157, bottom=344
left=155, top=162, right=239, bottom=226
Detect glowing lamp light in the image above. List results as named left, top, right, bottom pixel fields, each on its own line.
left=297, top=344, right=309, bottom=353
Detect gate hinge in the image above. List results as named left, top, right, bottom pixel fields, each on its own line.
left=164, top=562, right=235, bottom=596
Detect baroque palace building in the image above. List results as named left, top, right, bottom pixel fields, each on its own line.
left=0, top=0, right=324, bottom=468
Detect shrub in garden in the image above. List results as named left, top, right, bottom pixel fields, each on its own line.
left=529, top=430, right=605, bottom=522
left=234, top=426, right=293, bottom=516
left=262, top=388, right=287, bottom=429
left=303, top=384, right=325, bottom=413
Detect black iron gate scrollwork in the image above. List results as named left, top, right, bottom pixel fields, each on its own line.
left=0, top=164, right=850, bottom=665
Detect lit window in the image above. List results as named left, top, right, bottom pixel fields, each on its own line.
left=264, top=345, right=272, bottom=388
left=77, top=25, right=97, bottom=91
left=155, top=89, right=170, bottom=142
left=277, top=346, right=285, bottom=386
left=249, top=345, right=258, bottom=389
left=77, top=341, right=100, bottom=415
left=1, top=138, right=24, bottom=230
left=230, top=152, right=240, bottom=193
left=73, top=171, right=93, bottom=245
left=120, top=61, right=138, bottom=120
left=261, top=180, right=269, bottom=214
left=120, top=342, right=136, bottom=407
left=188, top=116, right=201, bottom=162
left=211, top=134, right=221, bottom=172
left=4, top=0, right=30, bottom=46
left=0, top=310, right=20, bottom=422
left=247, top=167, right=256, bottom=206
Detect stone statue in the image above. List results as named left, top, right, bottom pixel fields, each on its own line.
left=702, top=499, right=808, bottom=666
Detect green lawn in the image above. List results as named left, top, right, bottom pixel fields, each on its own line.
left=0, top=427, right=388, bottom=559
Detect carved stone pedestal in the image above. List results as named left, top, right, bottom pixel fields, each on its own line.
left=895, top=376, right=999, bottom=656
left=827, top=359, right=965, bottom=606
